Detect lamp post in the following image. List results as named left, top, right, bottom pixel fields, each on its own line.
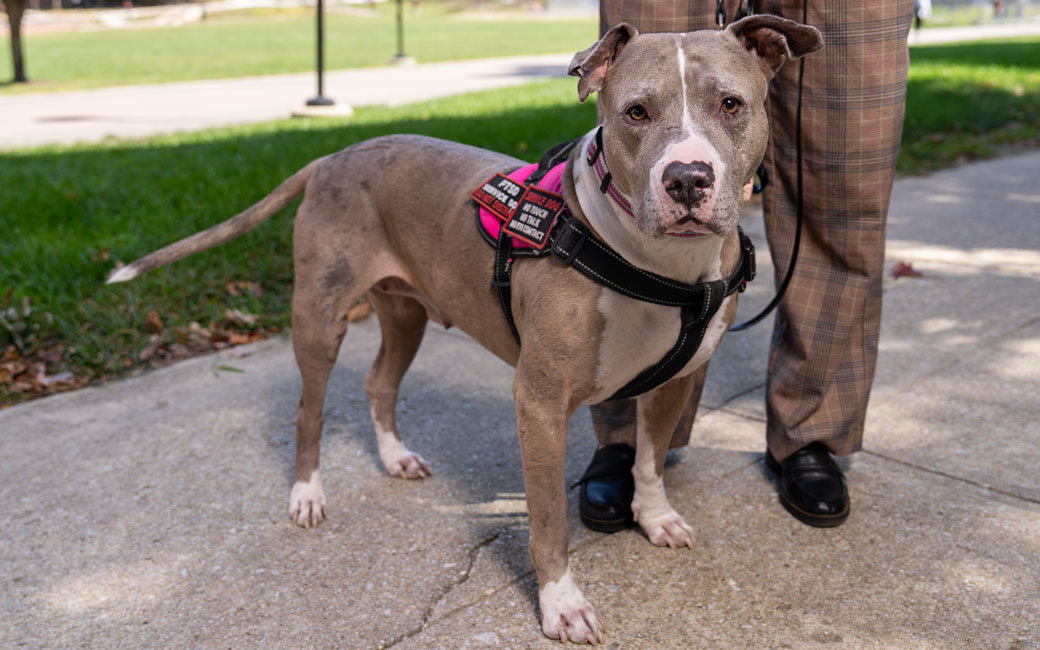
left=390, top=0, right=416, bottom=66
left=295, top=0, right=353, bottom=117
left=307, top=0, right=334, bottom=106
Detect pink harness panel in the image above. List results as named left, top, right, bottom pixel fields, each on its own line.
left=478, top=161, right=567, bottom=249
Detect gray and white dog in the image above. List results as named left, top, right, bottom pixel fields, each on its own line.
left=109, top=16, right=821, bottom=644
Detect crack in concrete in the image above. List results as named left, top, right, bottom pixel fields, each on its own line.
left=381, top=529, right=503, bottom=649
left=861, top=449, right=1040, bottom=507
left=386, top=531, right=623, bottom=645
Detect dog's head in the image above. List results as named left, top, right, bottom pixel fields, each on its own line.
left=569, top=16, right=822, bottom=239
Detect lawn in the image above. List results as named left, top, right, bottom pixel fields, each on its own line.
left=902, top=37, right=1040, bottom=172
left=0, top=4, right=597, bottom=93
left=2, top=36, right=1038, bottom=404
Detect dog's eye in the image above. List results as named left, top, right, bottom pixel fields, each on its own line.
left=626, top=104, right=649, bottom=121
left=721, top=97, right=742, bottom=115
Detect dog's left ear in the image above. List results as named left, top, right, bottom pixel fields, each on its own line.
left=726, top=15, right=823, bottom=79
left=568, top=23, right=638, bottom=102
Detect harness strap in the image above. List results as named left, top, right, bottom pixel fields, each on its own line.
left=548, top=214, right=741, bottom=307
left=608, top=284, right=725, bottom=400
left=492, top=228, right=522, bottom=345
left=527, top=137, right=581, bottom=188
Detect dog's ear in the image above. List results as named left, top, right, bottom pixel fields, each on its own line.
left=568, top=23, right=638, bottom=102
left=725, top=15, right=823, bottom=79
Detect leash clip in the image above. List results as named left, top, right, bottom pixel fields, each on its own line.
left=739, top=231, right=757, bottom=292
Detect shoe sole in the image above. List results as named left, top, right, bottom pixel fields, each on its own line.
left=579, top=511, right=632, bottom=533
left=765, top=451, right=850, bottom=528
left=776, top=493, right=849, bottom=528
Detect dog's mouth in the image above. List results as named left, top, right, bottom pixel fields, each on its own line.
left=657, top=210, right=715, bottom=239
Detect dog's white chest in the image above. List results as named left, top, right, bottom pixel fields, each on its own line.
left=592, top=290, right=732, bottom=402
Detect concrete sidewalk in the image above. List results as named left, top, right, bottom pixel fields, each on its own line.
left=0, top=53, right=574, bottom=150
left=1, top=148, right=1038, bottom=648
left=4, top=19, right=1040, bottom=151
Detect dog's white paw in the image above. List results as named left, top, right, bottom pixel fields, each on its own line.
left=377, top=435, right=431, bottom=479
left=385, top=451, right=432, bottom=479
left=634, top=507, right=695, bottom=549
left=289, top=470, right=327, bottom=529
left=539, top=569, right=605, bottom=645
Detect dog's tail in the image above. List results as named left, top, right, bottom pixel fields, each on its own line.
left=106, top=156, right=328, bottom=284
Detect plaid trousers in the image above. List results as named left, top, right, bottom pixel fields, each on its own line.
left=589, top=0, right=913, bottom=460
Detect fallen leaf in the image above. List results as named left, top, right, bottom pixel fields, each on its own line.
left=139, top=334, right=163, bottom=361
left=891, top=261, right=923, bottom=279
left=225, top=280, right=263, bottom=298
left=146, top=309, right=163, bottom=333
left=225, top=308, right=258, bottom=326
left=227, top=330, right=264, bottom=346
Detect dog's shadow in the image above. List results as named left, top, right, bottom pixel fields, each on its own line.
left=266, top=323, right=569, bottom=616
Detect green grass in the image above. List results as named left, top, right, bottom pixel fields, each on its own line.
left=2, top=37, right=1038, bottom=404
left=0, top=5, right=596, bottom=92
left=0, top=79, right=596, bottom=403
left=903, top=38, right=1040, bottom=172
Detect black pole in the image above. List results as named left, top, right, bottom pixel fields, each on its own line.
left=395, top=0, right=405, bottom=59
left=307, top=0, right=334, bottom=106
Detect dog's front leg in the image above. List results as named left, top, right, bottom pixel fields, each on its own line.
left=632, top=373, right=699, bottom=549
left=514, top=376, right=604, bottom=645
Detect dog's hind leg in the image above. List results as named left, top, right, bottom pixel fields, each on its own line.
left=365, top=286, right=432, bottom=479
left=288, top=259, right=363, bottom=528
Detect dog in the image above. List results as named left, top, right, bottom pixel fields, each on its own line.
left=108, top=16, right=821, bottom=644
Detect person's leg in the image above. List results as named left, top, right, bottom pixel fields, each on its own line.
left=757, top=0, right=912, bottom=526
left=758, top=0, right=912, bottom=462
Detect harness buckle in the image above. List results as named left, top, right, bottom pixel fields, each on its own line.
left=551, top=217, right=589, bottom=266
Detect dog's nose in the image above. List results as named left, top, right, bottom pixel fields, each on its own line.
left=662, top=161, right=715, bottom=206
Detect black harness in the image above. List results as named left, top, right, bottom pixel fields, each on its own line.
left=475, top=132, right=756, bottom=401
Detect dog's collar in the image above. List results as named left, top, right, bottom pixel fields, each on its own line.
left=585, top=126, right=635, bottom=217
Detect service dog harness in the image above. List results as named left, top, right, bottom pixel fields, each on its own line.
left=472, top=129, right=756, bottom=401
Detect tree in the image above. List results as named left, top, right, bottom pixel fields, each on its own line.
left=3, top=0, right=28, bottom=83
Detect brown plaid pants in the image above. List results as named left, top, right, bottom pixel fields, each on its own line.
left=590, top=0, right=913, bottom=461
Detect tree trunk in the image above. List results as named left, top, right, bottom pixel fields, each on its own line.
left=5, top=0, right=28, bottom=83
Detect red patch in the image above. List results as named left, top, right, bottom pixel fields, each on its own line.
left=502, top=186, right=565, bottom=250
left=470, top=173, right=525, bottom=221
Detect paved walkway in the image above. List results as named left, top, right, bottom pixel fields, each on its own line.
left=3, top=19, right=1040, bottom=150
left=0, top=53, right=575, bottom=150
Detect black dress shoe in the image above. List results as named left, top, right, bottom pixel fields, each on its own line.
left=765, top=442, right=850, bottom=528
left=574, top=444, right=635, bottom=532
